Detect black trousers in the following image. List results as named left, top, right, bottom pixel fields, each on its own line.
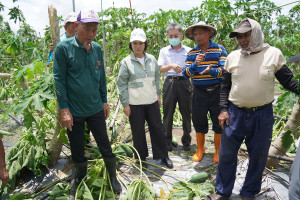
left=162, top=77, right=192, bottom=147
left=129, top=101, right=168, bottom=160
left=67, top=111, right=114, bottom=163
left=192, top=86, right=222, bottom=134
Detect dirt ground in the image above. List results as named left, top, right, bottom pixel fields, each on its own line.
left=1, top=120, right=292, bottom=199
left=116, top=127, right=291, bottom=199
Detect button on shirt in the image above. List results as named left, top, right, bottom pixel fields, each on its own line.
left=158, top=44, right=192, bottom=77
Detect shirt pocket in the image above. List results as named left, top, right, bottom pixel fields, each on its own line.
left=129, top=82, right=144, bottom=88
left=260, top=66, right=274, bottom=81
left=228, top=66, right=240, bottom=76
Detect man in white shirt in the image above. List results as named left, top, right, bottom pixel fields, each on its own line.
left=158, top=23, right=192, bottom=151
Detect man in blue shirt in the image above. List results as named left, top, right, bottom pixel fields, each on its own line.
left=183, top=22, right=227, bottom=164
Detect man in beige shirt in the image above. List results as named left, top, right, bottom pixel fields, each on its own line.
left=207, top=18, right=298, bottom=200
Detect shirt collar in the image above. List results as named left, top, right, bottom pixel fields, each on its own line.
left=168, top=43, right=184, bottom=52
left=130, top=52, right=150, bottom=61
left=196, top=40, right=213, bottom=50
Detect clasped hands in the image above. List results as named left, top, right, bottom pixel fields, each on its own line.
left=195, top=53, right=212, bottom=75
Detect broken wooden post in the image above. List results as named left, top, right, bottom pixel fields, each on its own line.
left=48, top=5, right=63, bottom=166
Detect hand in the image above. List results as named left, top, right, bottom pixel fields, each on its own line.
left=103, top=103, right=110, bottom=120
left=0, top=166, right=9, bottom=186
left=60, top=108, right=73, bottom=131
left=123, top=105, right=131, bottom=117
left=157, top=98, right=162, bottom=108
left=171, top=64, right=183, bottom=74
left=200, top=64, right=212, bottom=75
left=218, top=112, right=229, bottom=130
left=195, top=53, right=206, bottom=65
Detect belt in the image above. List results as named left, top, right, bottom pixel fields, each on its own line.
left=197, top=85, right=220, bottom=92
left=167, top=76, right=185, bottom=80
left=238, top=102, right=272, bottom=113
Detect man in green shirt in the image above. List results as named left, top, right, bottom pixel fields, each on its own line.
left=53, top=9, right=121, bottom=198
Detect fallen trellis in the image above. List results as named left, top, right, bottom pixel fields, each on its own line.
left=240, top=147, right=294, bottom=162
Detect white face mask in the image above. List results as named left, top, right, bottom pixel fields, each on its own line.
left=168, top=38, right=181, bottom=47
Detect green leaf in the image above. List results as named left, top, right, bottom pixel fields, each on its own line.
left=48, top=183, right=68, bottom=196
left=92, top=178, right=106, bottom=187
left=39, top=91, right=56, bottom=100
left=8, top=160, right=22, bottom=180
left=281, top=130, right=294, bottom=149
left=32, top=93, right=43, bottom=111
left=82, top=181, right=94, bottom=200
left=14, top=97, right=32, bottom=116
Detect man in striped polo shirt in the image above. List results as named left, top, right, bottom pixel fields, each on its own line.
left=183, top=22, right=227, bottom=164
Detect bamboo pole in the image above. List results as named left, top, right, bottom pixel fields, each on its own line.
left=48, top=5, right=63, bottom=166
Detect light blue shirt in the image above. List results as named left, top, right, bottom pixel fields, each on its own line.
left=60, top=32, right=68, bottom=41
left=158, top=43, right=191, bottom=77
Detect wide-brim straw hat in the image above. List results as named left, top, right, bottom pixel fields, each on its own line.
left=185, top=21, right=217, bottom=40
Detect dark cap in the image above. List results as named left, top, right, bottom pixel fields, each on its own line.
left=230, top=20, right=252, bottom=38
left=288, top=54, right=300, bottom=62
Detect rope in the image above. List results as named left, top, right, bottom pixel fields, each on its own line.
left=129, top=0, right=134, bottom=28
left=129, top=0, right=133, bottom=16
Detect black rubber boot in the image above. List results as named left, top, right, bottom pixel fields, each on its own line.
left=69, top=161, right=87, bottom=200
left=103, top=156, right=122, bottom=193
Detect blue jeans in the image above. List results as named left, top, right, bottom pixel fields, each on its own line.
left=216, top=102, right=274, bottom=198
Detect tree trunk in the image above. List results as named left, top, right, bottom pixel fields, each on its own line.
left=266, top=100, right=300, bottom=168
left=48, top=5, right=62, bottom=166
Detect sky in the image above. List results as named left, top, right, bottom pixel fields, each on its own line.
left=1, top=0, right=298, bottom=36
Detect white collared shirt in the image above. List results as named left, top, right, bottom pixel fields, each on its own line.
left=158, top=44, right=191, bottom=77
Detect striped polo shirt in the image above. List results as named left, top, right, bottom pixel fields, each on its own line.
left=182, top=40, right=227, bottom=88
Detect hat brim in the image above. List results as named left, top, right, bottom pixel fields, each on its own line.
left=229, top=26, right=252, bottom=38
left=185, top=24, right=217, bottom=40
left=130, top=37, right=146, bottom=43
left=288, top=54, right=300, bottom=62
left=64, top=18, right=77, bottom=25
left=79, top=19, right=99, bottom=24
